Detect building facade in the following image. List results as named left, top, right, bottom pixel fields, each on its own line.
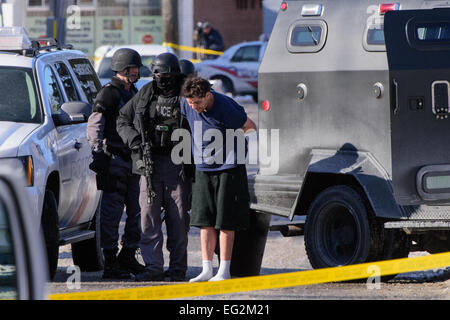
left=19, top=0, right=263, bottom=60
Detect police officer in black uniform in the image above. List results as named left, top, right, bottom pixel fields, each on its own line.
left=179, top=59, right=197, bottom=78
left=117, top=52, right=192, bottom=282
left=87, top=48, right=145, bottom=279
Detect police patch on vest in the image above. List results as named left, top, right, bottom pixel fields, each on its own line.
left=155, top=95, right=181, bottom=120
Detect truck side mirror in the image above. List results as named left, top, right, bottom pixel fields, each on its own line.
left=52, top=101, right=91, bottom=126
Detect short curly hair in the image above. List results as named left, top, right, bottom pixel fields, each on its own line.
left=181, top=76, right=211, bottom=98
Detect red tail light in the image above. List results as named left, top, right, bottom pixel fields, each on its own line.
left=262, top=100, right=270, bottom=111
left=281, top=2, right=287, bottom=11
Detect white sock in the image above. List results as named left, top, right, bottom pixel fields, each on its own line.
left=189, top=260, right=213, bottom=282
left=209, top=260, right=231, bottom=281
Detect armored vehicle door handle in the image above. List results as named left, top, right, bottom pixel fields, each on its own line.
left=74, top=141, right=82, bottom=150
left=392, top=78, right=399, bottom=115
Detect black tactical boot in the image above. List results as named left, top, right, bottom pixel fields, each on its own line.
left=102, top=248, right=132, bottom=280
left=117, top=247, right=146, bottom=275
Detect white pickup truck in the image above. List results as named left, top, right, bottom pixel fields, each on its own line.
left=0, top=27, right=103, bottom=279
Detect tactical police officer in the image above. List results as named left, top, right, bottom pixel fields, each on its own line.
left=117, top=52, right=192, bottom=282
left=179, top=59, right=197, bottom=78
left=87, top=48, right=145, bottom=279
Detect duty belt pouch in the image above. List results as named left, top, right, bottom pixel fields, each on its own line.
left=155, top=124, right=171, bottom=148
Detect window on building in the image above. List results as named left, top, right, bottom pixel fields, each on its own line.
left=236, top=0, right=262, bottom=10
left=28, top=0, right=49, bottom=8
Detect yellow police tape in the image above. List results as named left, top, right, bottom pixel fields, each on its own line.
left=49, top=251, right=450, bottom=300
left=163, top=42, right=223, bottom=56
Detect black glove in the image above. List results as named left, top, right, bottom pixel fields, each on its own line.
left=89, top=151, right=110, bottom=174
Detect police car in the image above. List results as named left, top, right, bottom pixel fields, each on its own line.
left=96, top=44, right=174, bottom=90
left=0, top=27, right=103, bottom=279
left=195, top=40, right=267, bottom=102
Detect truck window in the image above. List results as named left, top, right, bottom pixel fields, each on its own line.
left=54, top=62, right=80, bottom=102
left=0, top=67, right=41, bottom=123
left=287, top=20, right=327, bottom=53
left=43, top=66, right=64, bottom=114
left=69, top=58, right=101, bottom=105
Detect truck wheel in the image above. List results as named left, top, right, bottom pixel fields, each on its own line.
left=212, top=76, right=234, bottom=96
left=71, top=200, right=103, bottom=271
left=305, top=185, right=376, bottom=269
left=41, top=189, right=59, bottom=280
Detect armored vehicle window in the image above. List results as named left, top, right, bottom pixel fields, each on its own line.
left=0, top=67, right=41, bottom=123
left=416, top=22, right=450, bottom=41
left=287, top=20, right=327, bottom=53
left=291, top=26, right=322, bottom=46
left=367, top=26, right=385, bottom=45
left=54, top=62, right=80, bottom=102
left=43, top=66, right=64, bottom=113
left=363, top=23, right=386, bottom=52
left=69, top=58, right=101, bottom=105
left=423, top=173, right=450, bottom=193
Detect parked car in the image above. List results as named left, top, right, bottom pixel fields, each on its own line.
left=0, top=27, right=103, bottom=279
left=0, top=158, right=48, bottom=299
left=195, top=40, right=267, bottom=102
left=95, top=44, right=174, bottom=89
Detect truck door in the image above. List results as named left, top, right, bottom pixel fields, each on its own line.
left=385, top=8, right=450, bottom=205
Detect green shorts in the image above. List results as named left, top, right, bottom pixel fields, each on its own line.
left=190, top=165, right=250, bottom=231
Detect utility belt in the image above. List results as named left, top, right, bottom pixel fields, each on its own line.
left=105, top=145, right=132, bottom=161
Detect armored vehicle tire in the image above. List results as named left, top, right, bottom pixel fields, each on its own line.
left=41, top=189, right=59, bottom=280
left=304, top=185, right=376, bottom=269
left=71, top=202, right=103, bottom=271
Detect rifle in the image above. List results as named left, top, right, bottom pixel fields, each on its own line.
left=136, top=112, right=156, bottom=204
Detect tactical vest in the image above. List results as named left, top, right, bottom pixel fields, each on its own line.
left=148, top=94, right=182, bottom=155
left=95, top=80, right=136, bottom=147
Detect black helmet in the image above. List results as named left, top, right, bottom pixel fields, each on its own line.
left=111, top=48, right=143, bottom=72
left=179, top=59, right=197, bottom=77
left=150, top=52, right=180, bottom=75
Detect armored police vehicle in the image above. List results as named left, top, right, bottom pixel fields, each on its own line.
left=245, top=1, right=450, bottom=273
left=0, top=27, right=103, bottom=279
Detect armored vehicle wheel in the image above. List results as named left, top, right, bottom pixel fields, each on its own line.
left=304, top=185, right=377, bottom=269
left=41, top=189, right=59, bottom=280
left=71, top=201, right=104, bottom=271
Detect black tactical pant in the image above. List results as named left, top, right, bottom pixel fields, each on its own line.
left=100, top=154, right=141, bottom=250
left=139, top=154, right=191, bottom=274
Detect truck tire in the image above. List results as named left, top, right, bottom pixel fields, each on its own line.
left=304, top=185, right=377, bottom=269
left=71, top=200, right=103, bottom=271
left=41, top=189, right=59, bottom=280
left=212, top=76, right=234, bottom=96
